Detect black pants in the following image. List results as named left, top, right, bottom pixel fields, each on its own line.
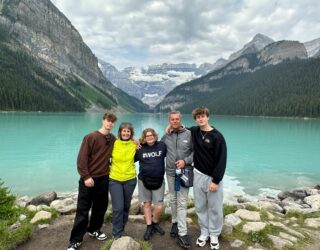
left=69, top=175, right=109, bottom=243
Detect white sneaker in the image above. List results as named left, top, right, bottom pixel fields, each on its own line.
left=210, top=235, right=220, bottom=250
left=67, top=241, right=81, bottom=250
left=196, top=235, right=209, bottom=247
left=88, top=230, right=107, bottom=241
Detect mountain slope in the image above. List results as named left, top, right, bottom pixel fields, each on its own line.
left=155, top=57, right=320, bottom=117
left=304, top=37, right=320, bottom=57
left=0, top=0, right=148, bottom=112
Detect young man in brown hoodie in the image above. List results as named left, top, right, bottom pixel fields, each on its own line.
left=67, top=112, right=117, bottom=250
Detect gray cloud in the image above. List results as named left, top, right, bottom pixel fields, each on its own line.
left=52, top=0, right=320, bottom=69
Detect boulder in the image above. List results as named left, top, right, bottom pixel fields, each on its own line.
left=128, top=215, right=145, bottom=223
left=27, top=205, right=37, bottom=211
left=110, top=236, right=140, bottom=250
left=304, top=194, right=320, bottom=210
left=224, top=213, right=242, bottom=227
left=277, top=188, right=307, bottom=200
left=30, top=191, right=57, bottom=206
left=38, top=224, right=49, bottom=229
left=15, top=195, right=31, bottom=207
left=10, top=221, right=21, bottom=230
left=269, top=221, right=305, bottom=239
left=129, top=198, right=141, bottom=215
left=248, top=201, right=283, bottom=213
left=235, top=209, right=261, bottom=221
left=231, top=239, right=244, bottom=248
left=30, top=211, right=52, bottom=224
left=304, top=218, right=320, bottom=228
left=279, top=232, right=298, bottom=243
left=268, top=234, right=293, bottom=248
left=19, top=214, right=27, bottom=221
left=236, top=196, right=250, bottom=203
left=243, top=222, right=266, bottom=233
left=50, top=198, right=76, bottom=214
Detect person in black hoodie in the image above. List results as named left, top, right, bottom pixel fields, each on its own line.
left=191, top=107, right=227, bottom=250
left=135, top=128, right=167, bottom=241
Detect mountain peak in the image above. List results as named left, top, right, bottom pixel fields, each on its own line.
left=252, top=33, right=274, bottom=43
left=228, top=33, right=274, bottom=61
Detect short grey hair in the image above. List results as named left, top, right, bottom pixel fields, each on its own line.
left=168, top=111, right=181, bottom=119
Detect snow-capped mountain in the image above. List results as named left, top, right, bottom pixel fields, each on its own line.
left=98, top=61, right=218, bottom=107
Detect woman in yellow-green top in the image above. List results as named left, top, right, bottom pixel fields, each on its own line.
left=109, top=122, right=137, bottom=238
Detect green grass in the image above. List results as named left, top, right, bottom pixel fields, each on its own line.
left=223, top=204, right=237, bottom=216
left=245, top=205, right=260, bottom=212
left=284, top=211, right=320, bottom=225
left=159, top=213, right=171, bottom=222
left=260, top=210, right=269, bottom=221
left=101, top=238, right=152, bottom=250
left=187, top=200, right=195, bottom=209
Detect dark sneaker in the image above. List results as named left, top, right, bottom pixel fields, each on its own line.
left=210, top=235, right=220, bottom=250
left=176, top=234, right=191, bottom=249
left=144, top=225, right=153, bottom=241
left=170, top=222, right=178, bottom=238
left=152, top=222, right=165, bottom=235
left=88, top=230, right=107, bottom=241
left=67, top=241, right=81, bottom=250
left=196, top=235, right=209, bottom=247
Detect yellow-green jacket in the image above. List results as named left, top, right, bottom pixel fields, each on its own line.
left=109, top=139, right=136, bottom=181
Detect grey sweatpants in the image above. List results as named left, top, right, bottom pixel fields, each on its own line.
left=193, top=169, right=223, bottom=237
left=167, top=174, right=189, bottom=236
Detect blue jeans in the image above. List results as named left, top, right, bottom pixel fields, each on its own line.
left=109, top=177, right=137, bottom=237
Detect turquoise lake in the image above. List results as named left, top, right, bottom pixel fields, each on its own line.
left=1, top=112, right=320, bottom=199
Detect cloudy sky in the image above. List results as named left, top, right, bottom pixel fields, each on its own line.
left=51, top=0, right=320, bottom=69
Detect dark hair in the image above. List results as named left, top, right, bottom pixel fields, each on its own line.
left=103, top=112, right=117, bottom=122
left=140, top=128, right=158, bottom=144
left=192, top=107, right=210, bottom=120
left=118, top=122, right=134, bottom=140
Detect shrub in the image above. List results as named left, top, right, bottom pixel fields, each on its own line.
left=0, top=180, right=15, bottom=220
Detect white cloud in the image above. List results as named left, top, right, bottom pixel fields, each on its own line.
left=51, top=0, right=320, bottom=69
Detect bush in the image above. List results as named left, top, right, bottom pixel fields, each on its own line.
left=0, top=180, right=33, bottom=249
left=0, top=181, right=15, bottom=220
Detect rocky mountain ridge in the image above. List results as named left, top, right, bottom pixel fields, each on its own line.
left=0, top=0, right=148, bottom=112
left=100, top=33, right=319, bottom=109
left=99, top=60, right=218, bottom=107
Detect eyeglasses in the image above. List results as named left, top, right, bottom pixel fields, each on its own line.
left=145, top=134, right=154, bottom=138
left=105, top=134, right=112, bottom=145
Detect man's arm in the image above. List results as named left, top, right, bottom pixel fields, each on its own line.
left=211, top=134, right=227, bottom=185
left=77, top=136, right=94, bottom=187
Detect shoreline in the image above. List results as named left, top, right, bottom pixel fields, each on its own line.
left=9, top=183, right=320, bottom=250
left=1, top=110, right=320, bottom=120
